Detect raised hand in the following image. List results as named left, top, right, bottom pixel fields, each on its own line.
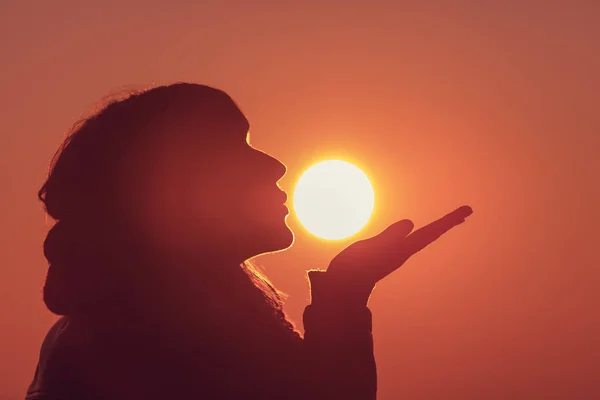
left=326, top=206, right=473, bottom=285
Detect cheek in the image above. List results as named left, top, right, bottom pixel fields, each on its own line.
left=145, top=168, right=239, bottom=228
left=124, top=143, right=249, bottom=230
left=122, top=164, right=188, bottom=237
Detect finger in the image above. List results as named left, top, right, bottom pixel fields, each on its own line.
left=403, top=205, right=473, bottom=255
left=345, top=219, right=414, bottom=257
left=336, top=219, right=414, bottom=278
left=374, top=219, right=415, bottom=243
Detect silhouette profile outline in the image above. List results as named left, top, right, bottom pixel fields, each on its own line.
left=27, top=83, right=473, bottom=400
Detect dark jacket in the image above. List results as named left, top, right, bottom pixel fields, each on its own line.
left=26, top=270, right=377, bottom=400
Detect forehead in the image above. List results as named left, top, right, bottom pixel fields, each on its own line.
left=169, top=101, right=250, bottom=145
left=197, top=96, right=249, bottom=142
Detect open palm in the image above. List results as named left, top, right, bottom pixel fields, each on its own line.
left=327, top=206, right=473, bottom=285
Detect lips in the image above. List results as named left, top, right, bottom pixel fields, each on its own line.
left=277, top=190, right=288, bottom=205
left=278, top=191, right=289, bottom=215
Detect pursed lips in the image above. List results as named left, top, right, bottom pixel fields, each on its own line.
left=278, top=191, right=289, bottom=214
left=276, top=189, right=288, bottom=205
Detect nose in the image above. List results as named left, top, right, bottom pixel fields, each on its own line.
left=271, top=155, right=287, bottom=180
left=257, top=150, right=287, bottom=180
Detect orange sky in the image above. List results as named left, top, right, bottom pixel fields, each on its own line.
left=1, top=2, right=599, bottom=399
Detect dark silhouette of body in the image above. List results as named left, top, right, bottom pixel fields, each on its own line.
left=27, top=83, right=473, bottom=400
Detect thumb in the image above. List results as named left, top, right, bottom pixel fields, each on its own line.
left=351, top=219, right=415, bottom=280
left=327, top=219, right=414, bottom=276
left=370, top=219, right=415, bottom=246
left=332, top=219, right=414, bottom=262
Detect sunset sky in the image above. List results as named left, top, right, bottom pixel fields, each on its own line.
left=1, top=1, right=599, bottom=399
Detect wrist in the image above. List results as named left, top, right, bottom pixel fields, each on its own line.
left=308, top=270, right=376, bottom=308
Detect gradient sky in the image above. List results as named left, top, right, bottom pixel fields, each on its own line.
left=1, top=1, right=599, bottom=399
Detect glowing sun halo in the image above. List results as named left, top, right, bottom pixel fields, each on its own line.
left=293, top=160, right=375, bottom=240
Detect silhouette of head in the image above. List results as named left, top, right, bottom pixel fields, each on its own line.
left=40, top=83, right=293, bottom=267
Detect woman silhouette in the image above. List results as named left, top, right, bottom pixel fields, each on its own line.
left=26, top=83, right=472, bottom=400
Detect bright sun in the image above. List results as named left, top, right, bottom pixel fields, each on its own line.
left=293, top=160, right=375, bottom=240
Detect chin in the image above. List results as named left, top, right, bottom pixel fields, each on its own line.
left=248, top=219, right=295, bottom=258
left=274, top=223, right=295, bottom=251
left=265, top=221, right=295, bottom=253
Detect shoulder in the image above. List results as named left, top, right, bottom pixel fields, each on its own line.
left=26, top=317, right=81, bottom=400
